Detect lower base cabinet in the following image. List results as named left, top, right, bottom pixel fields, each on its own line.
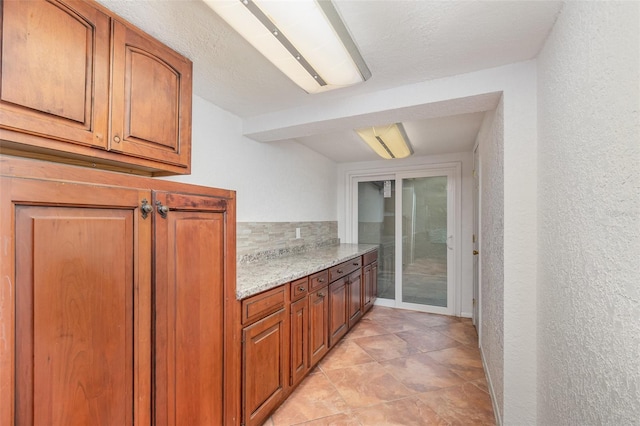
left=238, top=249, right=377, bottom=426
left=0, top=156, right=236, bottom=425
left=308, top=287, right=329, bottom=366
left=242, top=309, right=288, bottom=426
left=328, top=277, right=349, bottom=347
left=290, top=297, right=309, bottom=387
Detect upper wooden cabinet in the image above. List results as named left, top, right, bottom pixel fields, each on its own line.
left=0, top=0, right=192, bottom=176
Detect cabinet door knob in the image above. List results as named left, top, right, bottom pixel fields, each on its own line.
left=113, top=135, right=121, bottom=143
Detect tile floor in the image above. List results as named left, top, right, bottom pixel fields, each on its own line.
left=264, top=306, right=495, bottom=426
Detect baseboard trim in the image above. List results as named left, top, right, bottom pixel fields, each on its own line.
left=480, top=344, right=503, bottom=426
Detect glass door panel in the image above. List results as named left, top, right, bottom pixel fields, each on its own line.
left=401, top=176, right=448, bottom=307
left=358, top=180, right=395, bottom=300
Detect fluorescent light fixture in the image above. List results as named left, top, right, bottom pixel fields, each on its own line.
left=356, top=123, right=413, bottom=160
left=204, top=0, right=371, bottom=93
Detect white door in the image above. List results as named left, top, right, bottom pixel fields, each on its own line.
left=354, top=165, right=460, bottom=316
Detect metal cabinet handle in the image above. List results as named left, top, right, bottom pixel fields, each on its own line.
left=337, top=269, right=343, bottom=273
left=298, top=286, right=306, bottom=292
left=141, top=199, right=153, bottom=219
left=318, top=278, right=325, bottom=283
left=318, top=292, right=325, bottom=297
left=156, top=201, right=169, bottom=219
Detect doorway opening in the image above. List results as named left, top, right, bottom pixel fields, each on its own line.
left=352, top=164, right=460, bottom=315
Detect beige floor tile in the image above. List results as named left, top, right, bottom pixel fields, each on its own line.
left=271, top=372, right=349, bottom=426
left=323, top=363, right=414, bottom=408
left=319, top=339, right=376, bottom=372
left=294, top=412, right=361, bottom=426
left=432, top=322, right=479, bottom=345
left=353, top=334, right=421, bottom=361
left=395, top=328, right=462, bottom=352
left=426, top=345, right=486, bottom=381
left=352, top=396, right=449, bottom=426
left=343, top=318, right=391, bottom=340
left=419, top=382, right=496, bottom=425
left=380, top=352, right=466, bottom=392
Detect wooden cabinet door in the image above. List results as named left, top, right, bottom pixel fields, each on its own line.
left=0, top=176, right=151, bottom=426
left=308, top=287, right=329, bottom=367
left=0, top=0, right=110, bottom=148
left=153, top=191, right=227, bottom=425
left=328, top=278, right=348, bottom=347
left=372, top=261, right=378, bottom=304
left=362, top=264, right=373, bottom=313
left=347, top=270, right=362, bottom=328
left=290, top=297, right=308, bottom=387
left=242, top=309, right=288, bottom=426
left=110, top=20, right=192, bottom=170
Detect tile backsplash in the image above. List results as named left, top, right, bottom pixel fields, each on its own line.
left=237, top=221, right=339, bottom=263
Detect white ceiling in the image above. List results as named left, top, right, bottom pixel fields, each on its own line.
left=96, top=0, right=563, bottom=162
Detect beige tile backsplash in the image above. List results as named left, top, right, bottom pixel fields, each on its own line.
left=237, top=221, right=339, bottom=263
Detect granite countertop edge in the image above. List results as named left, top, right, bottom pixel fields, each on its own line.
left=236, top=243, right=378, bottom=300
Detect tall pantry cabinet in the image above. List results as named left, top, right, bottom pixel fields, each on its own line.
left=1, top=0, right=239, bottom=423
left=0, top=157, right=237, bottom=425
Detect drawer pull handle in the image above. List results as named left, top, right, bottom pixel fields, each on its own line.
left=318, top=292, right=325, bottom=297
left=298, top=286, right=306, bottom=292
left=337, top=269, right=343, bottom=273
left=353, top=262, right=359, bottom=266
left=318, top=278, right=325, bottom=283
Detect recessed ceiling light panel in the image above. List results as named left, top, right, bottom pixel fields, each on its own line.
left=204, top=0, right=371, bottom=93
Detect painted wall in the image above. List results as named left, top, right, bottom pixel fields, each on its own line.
left=476, top=104, right=504, bottom=423
left=537, top=2, right=640, bottom=424
left=163, top=95, right=338, bottom=222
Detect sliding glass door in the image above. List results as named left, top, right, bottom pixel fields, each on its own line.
left=355, top=167, right=457, bottom=315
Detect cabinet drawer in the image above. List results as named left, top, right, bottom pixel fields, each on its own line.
left=363, top=250, right=378, bottom=266
left=329, top=257, right=362, bottom=283
left=290, top=277, right=309, bottom=301
left=309, top=270, right=329, bottom=291
left=242, top=285, right=286, bottom=326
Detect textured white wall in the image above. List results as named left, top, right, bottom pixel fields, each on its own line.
left=163, top=95, right=338, bottom=222
left=477, top=104, right=504, bottom=423
left=537, top=2, right=640, bottom=424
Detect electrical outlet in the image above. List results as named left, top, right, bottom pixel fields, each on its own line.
left=296, top=227, right=301, bottom=239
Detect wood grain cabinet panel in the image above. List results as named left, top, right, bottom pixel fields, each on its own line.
left=0, top=0, right=110, bottom=148
left=153, top=191, right=226, bottom=425
left=110, top=20, right=191, bottom=169
left=242, top=309, right=288, bottom=426
left=0, top=0, right=192, bottom=176
left=0, top=156, right=236, bottom=426
left=3, top=177, right=152, bottom=426
left=290, top=297, right=309, bottom=387
left=328, top=278, right=348, bottom=347
left=308, top=287, right=329, bottom=367
left=347, top=270, right=362, bottom=328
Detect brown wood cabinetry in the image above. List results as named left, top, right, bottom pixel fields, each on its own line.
left=308, top=286, right=330, bottom=367
left=328, top=277, right=349, bottom=347
left=153, top=191, right=228, bottom=425
left=242, top=308, right=288, bottom=426
left=236, top=250, right=377, bottom=426
left=0, top=156, right=236, bottom=425
left=362, top=251, right=378, bottom=313
left=347, top=270, right=363, bottom=328
left=290, top=296, right=309, bottom=387
left=0, top=0, right=192, bottom=176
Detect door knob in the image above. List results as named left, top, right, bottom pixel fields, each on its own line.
left=473, top=250, right=479, bottom=255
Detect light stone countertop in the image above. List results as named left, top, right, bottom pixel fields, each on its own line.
left=236, top=243, right=378, bottom=299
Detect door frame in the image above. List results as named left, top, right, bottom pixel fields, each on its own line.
left=347, top=162, right=462, bottom=316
